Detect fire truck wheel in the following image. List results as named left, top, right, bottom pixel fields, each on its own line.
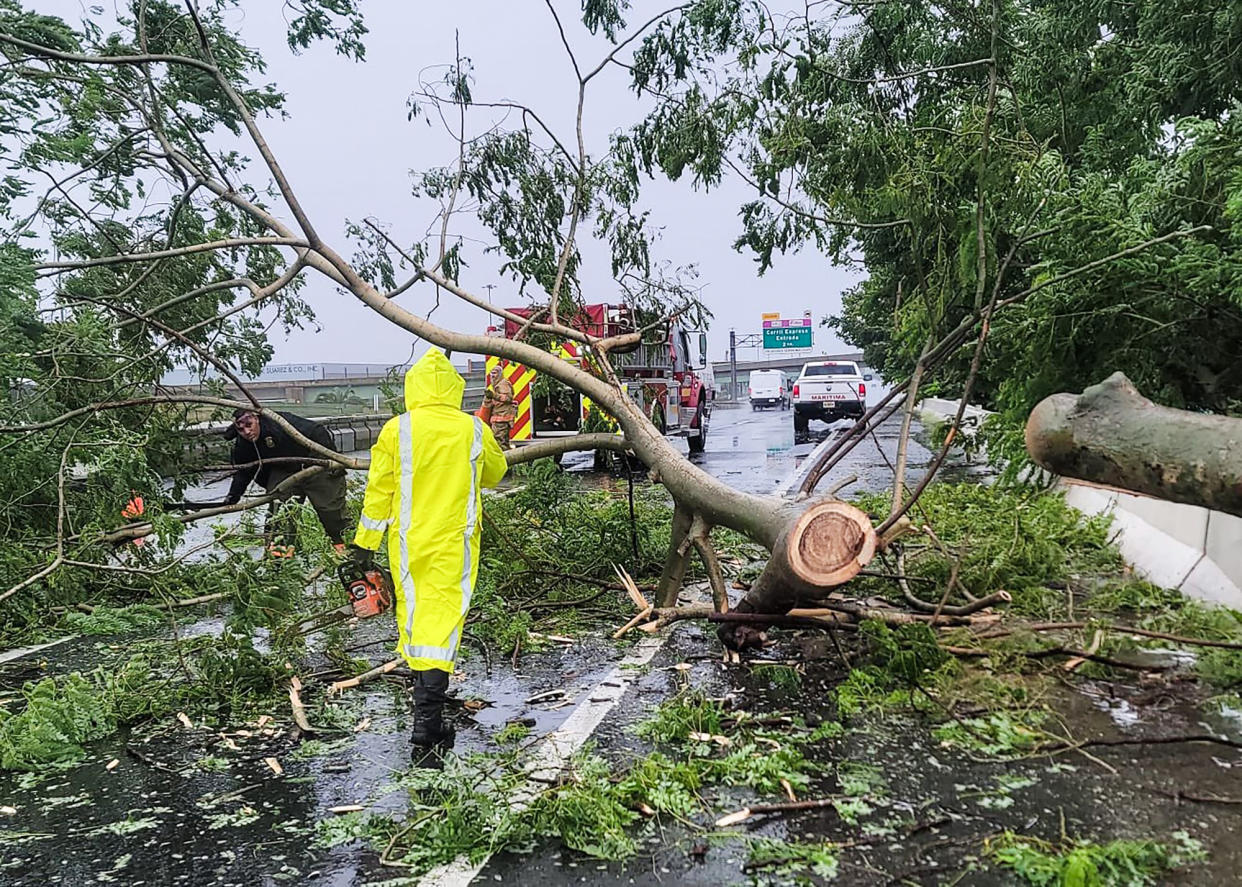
left=688, top=416, right=708, bottom=454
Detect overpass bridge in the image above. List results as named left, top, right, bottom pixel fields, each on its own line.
left=164, top=351, right=872, bottom=414
left=710, top=352, right=867, bottom=401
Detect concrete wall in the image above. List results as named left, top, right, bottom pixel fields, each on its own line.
left=1060, top=482, right=1242, bottom=609
left=917, top=397, right=992, bottom=437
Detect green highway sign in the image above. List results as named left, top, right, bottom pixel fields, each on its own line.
left=762, top=324, right=813, bottom=349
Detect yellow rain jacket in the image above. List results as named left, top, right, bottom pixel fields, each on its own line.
left=353, top=349, right=508, bottom=672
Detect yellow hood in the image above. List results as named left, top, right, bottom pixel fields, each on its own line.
left=404, top=348, right=465, bottom=411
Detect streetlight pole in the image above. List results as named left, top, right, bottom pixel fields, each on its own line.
left=729, top=329, right=737, bottom=402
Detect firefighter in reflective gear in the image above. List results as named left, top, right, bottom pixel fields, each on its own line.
left=352, top=349, right=507, bottom=750
left=483, top=366, right=517, bottom=449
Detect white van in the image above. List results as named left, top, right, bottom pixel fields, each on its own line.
left=748, top=369, right=789, bottom=410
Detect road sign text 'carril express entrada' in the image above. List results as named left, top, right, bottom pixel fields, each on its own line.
left=761, top=312, right=812, bottom=349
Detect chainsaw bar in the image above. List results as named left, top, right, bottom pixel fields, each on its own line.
left=289, top=603, right=355, bottom=638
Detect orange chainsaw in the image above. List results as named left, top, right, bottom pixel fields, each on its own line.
left=289, top=562, right=394, bottom=637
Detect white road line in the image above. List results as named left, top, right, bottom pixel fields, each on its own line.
left=415, top=632, right=670, bottom=887
left=777, top=427, right=846, bottom=499
left=0, top=635, right=77, bottom=665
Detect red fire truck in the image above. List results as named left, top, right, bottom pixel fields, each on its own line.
left=485, top=303, right=715, bottom=453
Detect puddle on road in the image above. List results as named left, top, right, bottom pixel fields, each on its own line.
left=681, top=405, right=987, bottom=498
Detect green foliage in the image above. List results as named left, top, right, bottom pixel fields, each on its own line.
left=57, top=604, right=166, bottom=635
left=313, top=810, right=392, bottom=849
left=834, top=621, right=957, bottom=718
left=470, top=466, right=676, bottom=652
left=495, top=722, right=531, bottom=745
left=0, top=628, right=285, bottom=772
left=634, top=688, right=725, bottom=743
left=628, top=0, right=1242, bottom=466
left=853, top=483, right=1119, bottom=617
left=634, top=689, right=825, bottom=796
left=0, top=672, right=117, bottom=770
left=376, top=689, right=840, bottom=872
left=746, top=837, right=840, bottom=882
left=284, top=0, right=368, bottom=61
left=989, top=831, right=1206, bottom=887
left=835, top=761, right=886, bottom=798
left=834, top=667, right=921, bottom=719
left=527, top=753, right=646, bottom=858
left=0, top=0, right=357, bottom=626
left=1086, top=579, right=1242, bottom=687
left=932, top=710, right=1047, bottom=758
left=751, top=663, right=802, bottom=690
left=864, top=621, right=950, bottom=683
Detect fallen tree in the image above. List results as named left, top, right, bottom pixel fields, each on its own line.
left=0, top=4, right=881, bottom=633
left=1026, top=373, right=1242, bottom=517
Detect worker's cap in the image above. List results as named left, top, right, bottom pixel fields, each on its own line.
left=221, top=408, right=257, bottom=441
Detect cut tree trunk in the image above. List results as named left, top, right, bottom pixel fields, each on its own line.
left=718, top=499, right=877, bottom=649
left=1026, top=372, right=1242, bottom=518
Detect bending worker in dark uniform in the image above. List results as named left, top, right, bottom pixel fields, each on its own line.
left=224, top=409, right=349, bottom=557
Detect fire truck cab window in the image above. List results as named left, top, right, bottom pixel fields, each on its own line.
left=672, top=330, right=692, bottom=370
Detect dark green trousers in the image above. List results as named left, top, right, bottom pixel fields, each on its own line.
left=264, top=467, right=349, bottom=545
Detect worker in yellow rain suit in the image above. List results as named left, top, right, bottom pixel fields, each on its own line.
left=351, top=349, right=507, bottom=751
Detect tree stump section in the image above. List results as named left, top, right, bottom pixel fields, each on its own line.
left=786, top=500, right=877, bottom=588
left=719, top=499, right=876, bottom=650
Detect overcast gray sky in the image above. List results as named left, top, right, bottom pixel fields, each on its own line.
left=52, top=1, right=863, bottom=365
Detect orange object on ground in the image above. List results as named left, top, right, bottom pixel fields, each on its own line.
left=338, top=563, right=394, bottom=618
left=121, top=496, right=145, bottom=519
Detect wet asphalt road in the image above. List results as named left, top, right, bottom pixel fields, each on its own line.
left=0, top=404, right=1015, bottom=887
left=559, top=398, right=981, bottom=499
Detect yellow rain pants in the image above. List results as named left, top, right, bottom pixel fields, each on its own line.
left=353, top=349, right=508, bottom=672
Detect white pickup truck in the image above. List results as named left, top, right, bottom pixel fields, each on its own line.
left=792, top=360, right=870, bottom=434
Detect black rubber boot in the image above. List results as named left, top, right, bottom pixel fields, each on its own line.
left=411, top=669, right=454, bottom=755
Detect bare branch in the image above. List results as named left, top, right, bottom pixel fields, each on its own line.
left=35, top=237, right=307, bottom=273
left=825, top=57, right=994, bottom=85
left=502, top=433, right=631, bottom=466
left=93, top=465, right=328, bottom=545
left=724, top=155, right=909, bottom=230
left=543, top=0, right=584, bottom=82
left=0, top=443, right=73, bottom=605
left=997, top=226, right=1213, bottom=310
left=0, top=32, right=217, bottom=73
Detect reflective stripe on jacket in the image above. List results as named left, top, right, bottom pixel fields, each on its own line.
left=353, top=349, right=508, bottom=672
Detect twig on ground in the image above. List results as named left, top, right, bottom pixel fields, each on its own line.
left=287, top=676, right=316, bottom=734
left=716, top=797, right=841, bottom=827
left=327, top=658, right=402, bottom=696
